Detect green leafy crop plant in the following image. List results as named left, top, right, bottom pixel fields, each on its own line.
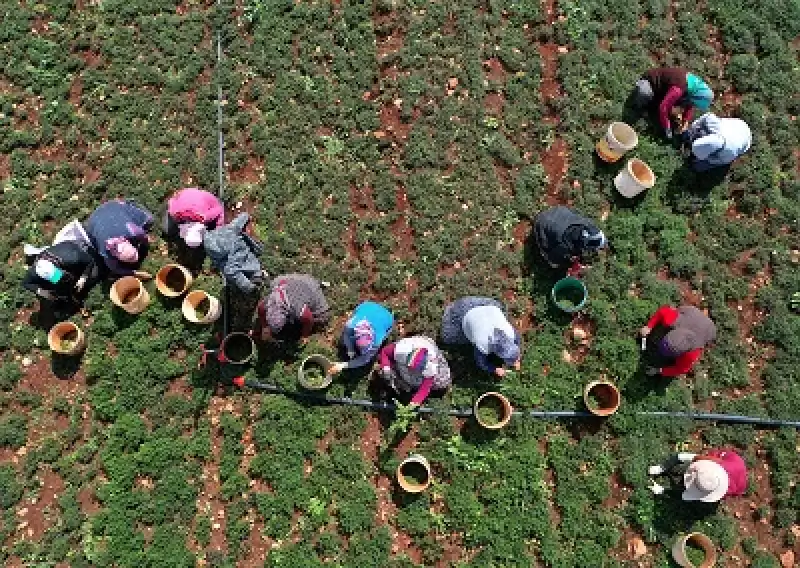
left=0, top=0, right=798, bottom=566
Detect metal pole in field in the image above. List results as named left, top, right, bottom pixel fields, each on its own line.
left=215, top=0, right=230, bottom=338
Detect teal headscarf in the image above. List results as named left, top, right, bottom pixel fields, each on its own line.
left=686, top=73, right=713, bottom=111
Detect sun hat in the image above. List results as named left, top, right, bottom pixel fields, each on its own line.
left=406, top=347, right=429, bottom=373
left=179, top=222, right=207, bottom=248
left=34, top=259, right=64, bottom=284
left=682, top=460, right=729, bottom=502
left=353, top=320, right=374, bottom=350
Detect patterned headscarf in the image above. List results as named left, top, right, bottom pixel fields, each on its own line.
left=406, top=347, right=429, bottom=373
left=353, top=319, right=374, bottom=351
left=265, top=283, right=291, bottom=333
left=106, top=236, right=138, bottom=263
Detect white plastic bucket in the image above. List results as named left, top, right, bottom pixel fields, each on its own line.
left=671, top=532, right=717, bottom=567
left=596, top=122, right=638, bottom=163
left=155, top=263, right=193, bottom=298
left=397, top=454, right=432, bottom=493
left=615, top=158, right=655, bottom=198
left=48, top=322, right=86, bottom=356
left=111, top=277, right=150, bottom=314
left=182, top=290, right=222, bottom=324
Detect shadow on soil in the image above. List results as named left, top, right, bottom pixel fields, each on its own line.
left=51, top=353, right=83, bottom=379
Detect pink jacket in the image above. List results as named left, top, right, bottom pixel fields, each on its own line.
left=167, top=188, right=224, bottom=227
left=659, top=86, right=695, bottom=131
left=695, top=449, right=747, bottom=497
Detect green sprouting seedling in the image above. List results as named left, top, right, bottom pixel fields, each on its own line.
left=320, top=135, right=345, bottom=158
left=444, top=435, right=503, bottom=473
left=386, top=400, right=418, bottom=442
left=483, top=116, right=500, bottom=129
left=307, top=497, right=328, bottom=522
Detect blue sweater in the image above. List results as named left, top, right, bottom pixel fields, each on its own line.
left=342, top=302, right=394, bottom=369
left=85, top=200, right=153, bottom=276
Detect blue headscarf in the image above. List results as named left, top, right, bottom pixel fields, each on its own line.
left=686, top=73, right=713, bottom=111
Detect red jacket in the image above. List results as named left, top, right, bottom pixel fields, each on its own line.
left=646, top=306, right=703, bottom=377
left=695, top=449, right=748, bottom=497
left=644, top=68, right=694, bottom=130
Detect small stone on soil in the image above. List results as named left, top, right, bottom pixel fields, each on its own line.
left=628, top=537, right=647, bottom=559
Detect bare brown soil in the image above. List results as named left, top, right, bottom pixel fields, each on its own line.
left=390, top=185, right=415, bottom=258
left=541, top=138, right=569, bottom=205
left=483, top=58, right=507, bottom=83
left=195, top=397, right=231, bottom=554
left=538, top=43, right=562, bottom=103
left=379, top=102, right=413, bottom=141
left=483, top=92, right=505, bottom=116
left=229, top=156, right=265, bottom=185
left=15, top=469, right=65, bottom=541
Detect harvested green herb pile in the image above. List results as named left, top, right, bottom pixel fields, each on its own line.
left=685, top=541, right=708, bottom=566
left=194, top=297, right=210, bottom=320
left=302, top=363, right=329, bottom=387
left=477, top=396, right=505, bottom=426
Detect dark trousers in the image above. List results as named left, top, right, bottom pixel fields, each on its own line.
left=644, top=325, right=678, bottom=369
left=653, top=454, right=690, bottom=494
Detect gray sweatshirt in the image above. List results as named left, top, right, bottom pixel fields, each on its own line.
left=203, top=213, right=264, bottom=293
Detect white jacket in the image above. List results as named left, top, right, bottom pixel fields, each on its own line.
left=689, top=114, right=752, bottom=166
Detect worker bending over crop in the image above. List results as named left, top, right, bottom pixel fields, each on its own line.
left=329, top=301, right=394, bottom=374
left=632, top=67, right=713, bottom=140
left=533, top=206, right=607, bottom=269
left=254, top=273, right=331, bottom=341
left=639, top=305, right=716, bottom=377
left=441, top=297, right=520, bottom=377
left=647, top=448, right=747, bottom=502
left=203, top=213, right=266, bottom=294
left=21, top=221, right=103, bottom=318
left=377, top=336, right=452, bottom=406
left=163, top=187, right=225, bottom=248
left=85, top=199, right=154, bottom=278
left=681, top=113, right=752, bottom=172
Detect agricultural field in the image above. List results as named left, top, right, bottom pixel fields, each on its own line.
left=1, top=0, right=799, bottom=566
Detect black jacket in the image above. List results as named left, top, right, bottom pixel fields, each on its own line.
left=22, top=241, right=102, bottom=305
left=534, top=206, right=600, bottom=267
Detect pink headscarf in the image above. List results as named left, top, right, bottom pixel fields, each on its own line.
left=106, top=236, right=138, bottom=263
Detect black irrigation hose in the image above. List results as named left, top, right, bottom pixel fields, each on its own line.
left=641, top=411, right=800, bottom=428
left=233, top=377, right=800, bottom=429
left=214, top=0, right=231, bottom=339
